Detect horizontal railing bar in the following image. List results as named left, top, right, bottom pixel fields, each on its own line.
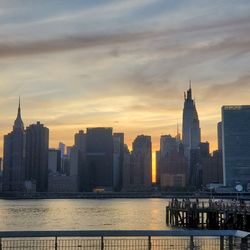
left=0, top=230, right=248, bottom=238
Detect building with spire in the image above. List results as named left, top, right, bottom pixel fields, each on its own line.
left=3, top=98, right=25, bottom=191
left=182, top=83, right=201, bottom=187
left=182, top=83, right=201, bottom=157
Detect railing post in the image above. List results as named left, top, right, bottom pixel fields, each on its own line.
left=55, top=236, right=58, bottom=250
left=228, top=236, right=233, bottom=250
left=240, top=237, right=248, bottom=250
left=148, top=236, right=151, bottom=250
left=101, top=236, right=104, bottom=250
left=220, top=236, right=224, bottom=250
left=190, top=236, right=194, bottom=250
left=0, top=237, right=2, bottom=250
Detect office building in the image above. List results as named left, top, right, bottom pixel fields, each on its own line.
left=74, top=130, right=86, bottom=153
left=113, top=133, right=124, bottom=191
left=182, top=84, right=201, bottom=157
left=130, top=135, right=152, bottom=190
left=84, top=127, right=114, bottom=190
left=217, top=122, right=222, bottom=151
left=58, top=142, right=65, bottom=157
left=3, top=99, right=25, bottom=191
left=159, top=135, right=187, bottom=189
left=122, top=145, right=131, bottom=190
left=25, top=122, right=49, bottom=192
left=48, top=149, right=61, bottom=174
left=222, top=106, right=250, bottom=188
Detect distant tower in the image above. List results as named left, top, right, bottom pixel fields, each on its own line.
left=3, top=98, right=25, bottom=191
left=182, top=82, right=201, bottom=157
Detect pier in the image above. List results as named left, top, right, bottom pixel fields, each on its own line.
left=166, top=199, right=250, bottom=230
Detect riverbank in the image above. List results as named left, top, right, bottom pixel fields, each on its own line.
left=1, top=191, right=250, bottom=200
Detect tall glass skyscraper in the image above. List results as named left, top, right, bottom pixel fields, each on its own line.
left=222, top=106, right=250, bottom=188
left=182, top=84, right=201, bottom=187
left=182, top=84, right=201, bottom=158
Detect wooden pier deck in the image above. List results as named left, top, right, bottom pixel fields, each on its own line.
left=166, top=199, right=250, bottom=230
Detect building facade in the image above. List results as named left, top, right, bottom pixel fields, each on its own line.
left=3, top=100, right=25, bottom=191
left=113, top=133, right=124, bottom=191
left=182, top=84, right=201, bottom=157
left=25, top=122, right=49, bottom=192
left=130, top=135, right=152, bottom=190
left=222, top=106, right=250, bottom=188
left=159, top=135, right=187, bottom=189
left=182, top=84, right=201, bottom=187
left=85, top=127, right=114, bottom=190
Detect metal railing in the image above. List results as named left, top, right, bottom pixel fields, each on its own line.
left=0, top=230, right=249, bottom=250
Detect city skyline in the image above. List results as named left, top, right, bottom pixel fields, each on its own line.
left=1, top=0, right=250, bottom=157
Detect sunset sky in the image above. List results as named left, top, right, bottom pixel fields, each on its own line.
left=1, top=0, right=250, bottom=158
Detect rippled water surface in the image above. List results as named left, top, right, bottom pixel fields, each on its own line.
left=0, top=199, right=171, bottom=231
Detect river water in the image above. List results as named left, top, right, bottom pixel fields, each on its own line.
left=0, top=198, right=171, bottom=231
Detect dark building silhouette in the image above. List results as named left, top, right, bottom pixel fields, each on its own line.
left=222, top=106, right=250, bottom=188
left=48, top=149, right=61, bottom=174
left=113, top=133, right=124, bottom=191
left=25, top=122, right=49, bottom=192
left=159, top=135, right=187, bottom=189
left=217, top=122, right=222, bottom=151
left=84, top=128, right=114, bottom=190
left=202, top=149, right=223, bottom=186
left=122, top=144, right=131, bottom=190
left=129, top=135, right=152, bottom=190
left=155, top=150, right=161, bottom=186
left=182, top=84, right=201, bottom=187
left=182, top=83, right=201, bottom=157
left=74, top=130, right=86, bottom=153
left=74, top=130, right=86, bottom=191
left=3, top=99, right=25, bottom=191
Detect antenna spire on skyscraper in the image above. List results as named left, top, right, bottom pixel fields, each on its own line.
left=13, top=96, right=24, bottom=131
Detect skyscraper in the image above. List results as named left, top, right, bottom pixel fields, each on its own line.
left=222, top=106, right=250, bottom=188
left=25, top=122, right=49, bottom=192
left=182, top=84, right=201, bottom=187
left=182, top=83, right=201, bottom=157
left=74, top=130, right=86, bottom=153
left=48, top=149, right=61, bottom=174
left=3, top=99, right=25, bottom=191
left=113, top=133, right=124, bottom=191
left=159, top=135, right=187, bottom=189
left=217, top=121, right=222, bottom=151
left=130, top=135, right=152, bottom=190
left=85, top=127, right=114, bottom=190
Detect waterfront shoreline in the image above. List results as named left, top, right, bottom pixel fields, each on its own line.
left=1, top=192, right=250, bottom=200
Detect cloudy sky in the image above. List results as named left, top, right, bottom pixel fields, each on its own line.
left=0, top=0, right=250, bottom=157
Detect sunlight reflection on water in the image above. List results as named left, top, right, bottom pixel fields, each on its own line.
left=0, top=198, right=171, bottom=231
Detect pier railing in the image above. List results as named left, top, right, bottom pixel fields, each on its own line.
left=0, top=230, right=249, bottom=249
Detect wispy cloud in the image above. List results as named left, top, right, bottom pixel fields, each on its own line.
left=0, top=0, right=250, bottom=153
